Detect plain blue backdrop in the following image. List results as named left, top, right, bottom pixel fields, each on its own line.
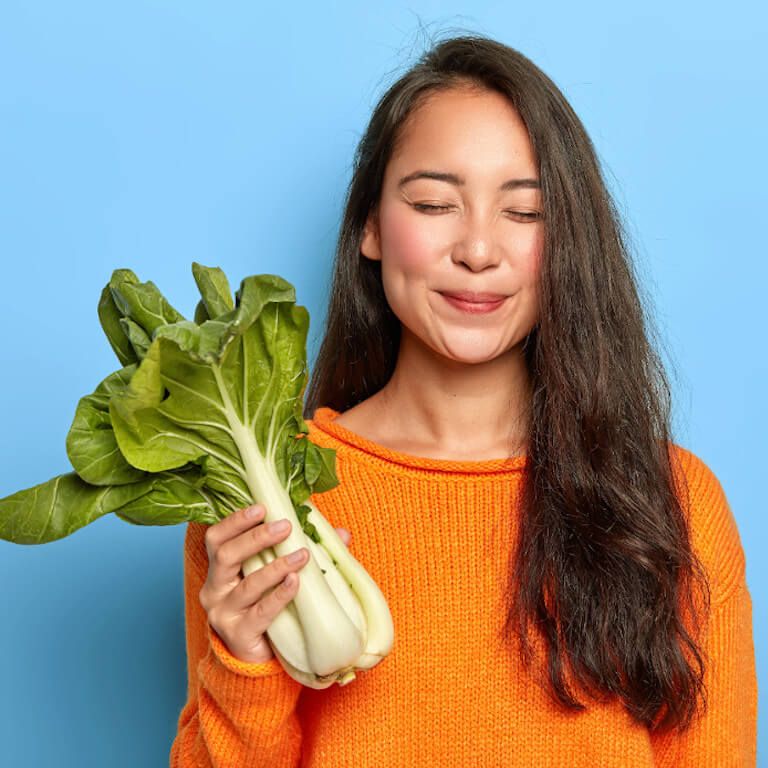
left=1, top=2, right=765, bottom=766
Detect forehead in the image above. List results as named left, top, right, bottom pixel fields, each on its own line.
left=388, top=87, right=538, bottom=177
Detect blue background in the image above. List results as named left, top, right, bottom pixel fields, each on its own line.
left=0, top=2, right=765, bottom=766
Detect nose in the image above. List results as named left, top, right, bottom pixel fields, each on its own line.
left=450, top=212, right=503, bottom=272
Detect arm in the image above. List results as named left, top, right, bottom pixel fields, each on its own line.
left=169, top=522, right=304, bottom=767
left=650, top=449, right=758, bottom=766
left=649, top=578, right=757, bottom=767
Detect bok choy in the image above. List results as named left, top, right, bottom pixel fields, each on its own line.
left=0, top=263, right=394, bottom=688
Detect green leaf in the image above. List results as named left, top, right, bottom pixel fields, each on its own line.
left=305, top=441, right=341, bottom=493
left=0, top=264, right=339, bottom=546
left=109, top=272, right=339, bottom=538
left=97, top=268, right=178, bottom=363
left=193, top=299, right=209, bottom=325
left=0, top=468, right=221, bottom=544
left=119, top=317, right=152, bottom=360
left=295, top=502, right=321, bottom=543
left=287, top=437, right=340, bottom=508
left=192, top=262, right=234, bottom=319
left=109, top=269, right=186, bottom=335
left=97, top=278, right=139, bottom=367
left=0, top=473, right=153, bottom=544
left=66, top=366, right=147, bottom=486
left=109, top=338, right=215, bottom=472
left=115, top=469, right=221, bottom=526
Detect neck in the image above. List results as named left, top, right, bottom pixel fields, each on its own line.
left=372, top=328, right=533, bottom=458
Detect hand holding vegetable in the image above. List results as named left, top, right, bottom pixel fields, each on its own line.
left=200, top=503, right=351, bottom=665
left=0, top=263, right=393, bottom=688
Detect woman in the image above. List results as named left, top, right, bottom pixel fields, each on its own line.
left=170, top=34, right=757, bottom=767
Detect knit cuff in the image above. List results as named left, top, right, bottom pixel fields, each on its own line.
left=207, top=624, right=286, bottom=678
left=196, top=624, right=304, bottom=754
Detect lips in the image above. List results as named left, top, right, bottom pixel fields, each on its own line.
left=440, top=291, right=508, bottom=303
left=439, top=291, right=508, bottom=314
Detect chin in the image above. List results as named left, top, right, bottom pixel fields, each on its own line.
left=437, top=339, right=512, bottom=365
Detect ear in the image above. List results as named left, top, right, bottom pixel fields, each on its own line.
left=360, top=208, right=382, bottom=262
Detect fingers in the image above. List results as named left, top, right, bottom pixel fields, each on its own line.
left=204, top=504, right=350, bottom=595
left=228, top=544, right=309, bottom=613
left=227, top=515, right=296, bottom=576
left=235, top=565, right=306, bottom=646
left=200, top=507, right=355, bottom=664
left=230, top=522, right=354, bottom=647
left=205, top=504, right=263, bottom=556
left=204, top=504, right=271, bottom=589
left=335, top=526, right=351, bottom=547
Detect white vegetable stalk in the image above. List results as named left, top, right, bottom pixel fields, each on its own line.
left=216, top=369, right=394, bottom=688
left=241, top=499, right=395, bottom=688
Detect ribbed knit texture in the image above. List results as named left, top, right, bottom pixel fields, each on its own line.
left=169, top=406, right=757, bottom=767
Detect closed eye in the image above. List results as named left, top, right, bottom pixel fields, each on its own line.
left=411, top=203, right=452, bottom=213
left=411, top=203, right=542, bottom=221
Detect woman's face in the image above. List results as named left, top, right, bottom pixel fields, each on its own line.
left=360, top=86, right=544, bottom=365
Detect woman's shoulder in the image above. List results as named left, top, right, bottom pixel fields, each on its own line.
left=304, top=397, right=399, bottom=456
left=669, top=442, right=746, bottom=605
left=327, top=403, right=363, bottom=431
left=669, top=442, right=735, bottom=532
left=307, top=396, right=384, bottom=442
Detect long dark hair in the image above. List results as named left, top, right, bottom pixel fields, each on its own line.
left=304, top=31, right=709, bottom=733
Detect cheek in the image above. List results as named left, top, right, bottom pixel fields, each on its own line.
left=521, top=226, right=544, bottom=282
left=380, top=207, right=438, bottom=271
left=520, top=228, right=543, bottom=325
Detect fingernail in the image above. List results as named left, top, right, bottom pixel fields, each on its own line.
left=287, top=548, right=305, bottom=564
left=269, top=519, right=289, bottom=534
left=246, top=505, right=263, bottom=519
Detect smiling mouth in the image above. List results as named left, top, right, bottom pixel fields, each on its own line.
left=439, top=292, right=507, bottom=314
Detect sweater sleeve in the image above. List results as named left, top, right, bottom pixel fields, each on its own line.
left=169, top=522, right=304, bottom=767
left=649, top=450, right=757, bottom=767
left=649, top=580, right=757, bottom=767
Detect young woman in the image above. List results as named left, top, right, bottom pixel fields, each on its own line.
left=170, top=34, right=757, bottom=767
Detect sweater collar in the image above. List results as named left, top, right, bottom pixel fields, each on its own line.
left=308, top=406, right=527, bottom=475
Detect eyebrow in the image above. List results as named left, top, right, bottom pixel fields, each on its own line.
left=397, top=170, right=541, bottom=191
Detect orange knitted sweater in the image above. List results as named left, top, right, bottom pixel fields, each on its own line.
left=169, top=406, right=757, bottom=767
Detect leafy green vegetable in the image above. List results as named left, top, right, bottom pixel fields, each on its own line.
left=0, top=262, right=339, bottom=544
left=0, top=262, right=394, bottom=690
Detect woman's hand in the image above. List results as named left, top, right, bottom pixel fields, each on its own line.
left=198, top=503, right=351, bottom=664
